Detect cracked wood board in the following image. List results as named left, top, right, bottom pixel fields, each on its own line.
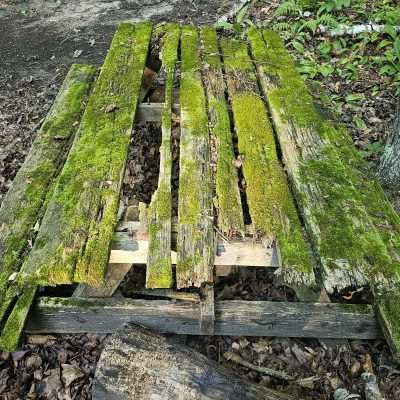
left=18, top=22, right=152, bottom=287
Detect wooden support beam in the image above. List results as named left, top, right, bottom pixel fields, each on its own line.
left=19, top=22, right=152, bottom=287
left=135, top=103, right=180, bottom=122
left=221, top=36, right=315, bottom=288
left=176, top=26, right=215, bottom=288
left=146, top=24, right=180, bottom=288
left=199, top=283, right=215, bottom=334
left=109, top=222, right=278, bottom=269
left=26, top=297, right=381, bottom=339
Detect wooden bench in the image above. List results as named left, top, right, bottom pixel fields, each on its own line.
left=1, top=22, right=400, bottom=363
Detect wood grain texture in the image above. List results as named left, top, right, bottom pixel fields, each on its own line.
left=0, top=64, right=96, bottom=293
left=201, top=26, right=244, bottom=235
left=26, top=297, right=381, bottom=339
left=221, top=36, right=315, bottom=287
left=93, top=325, right=298, bottom=400
left=19, top=22, right=152, bottom=287
left=146, top=24, right=180, bottom=288
left=249, top=27, right=399, bottom=292
left=177, top=26, right=215, bottom=288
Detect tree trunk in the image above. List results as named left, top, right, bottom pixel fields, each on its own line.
left=93, top=324, right=299, bottom=400
left=379, top=101, right=400, bottom=189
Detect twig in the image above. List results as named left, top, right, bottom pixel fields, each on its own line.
left=223, top=351, right=319, bottom=388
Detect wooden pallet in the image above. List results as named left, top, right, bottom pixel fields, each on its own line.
left=1, top=22, right=400, bottom=362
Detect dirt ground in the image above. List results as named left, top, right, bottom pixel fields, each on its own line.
left=1, top=1, right=400, bottom=400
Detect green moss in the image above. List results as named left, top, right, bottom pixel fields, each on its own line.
left=200, top=27, right=244, bottom=236
left=222, top=36, right=315, bottom=286
left=248, top=26, right=400, bottom=290
left=0, top=286, right=36, bottom=352
left=18, top=22, right=152, bottom=287
left=177, top=26, right=214, bottom=287
left=0, top=63, right=95, bottom=291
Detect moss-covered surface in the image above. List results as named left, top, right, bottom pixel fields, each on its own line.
left=0, top=286, right=36, bottom=351
left=200, top=27, right=244, bottom=236
left=221, top=37, right=315, bottom=286
left=177, top=26, right=215, bottom=288
left=146, top=23, right=180, bottom=288
left=248, top=26, right=400, bottom=292
left=0, top=64, right=96, bottom=295
left=18, top=22, right=152, bottom=287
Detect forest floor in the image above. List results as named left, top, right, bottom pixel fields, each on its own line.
left=1, top=0, right=400, bottom=399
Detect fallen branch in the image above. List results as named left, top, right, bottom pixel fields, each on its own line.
left=223, top=351, right=319, bottom=388
left=319, top=23, right=400, bottom=36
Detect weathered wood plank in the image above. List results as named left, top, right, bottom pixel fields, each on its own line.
left=221, top=36, right=315, bottom=287
left=146, top=24, right=180, bottom=288
left=248, top=27, right=399, bottom=292
left=109, top=224, right=276, bottom=268
left=0, top=286, right=37, bottom=351
left=26, top=297, right=381, bottom=339
left=93, top=325, right=298, bottom=400
left=249, top=28, right=400, bottom=359
left=201, top=26, right=244, bottom=235
left=19, top=22, right=152, bottom=287
left=177, top=26, right=215, bottom=288
left=0, top=64, right=96, bottom=294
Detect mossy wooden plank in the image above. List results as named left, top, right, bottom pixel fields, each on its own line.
left=146, top=24, right=180, bottom=289
left=249, top=27, right=400, bottom=292
left=0, top=64, right=96, bottom=294
left=200, top=27, right=244, bottom=236
left=0, top=286, right=36, bottom=351
left=18, top=22, right=152, bottom=287
left=221, top=36, right=315, bottom=287
left=177, top=26, right=215, bottom=288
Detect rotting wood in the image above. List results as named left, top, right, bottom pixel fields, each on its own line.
left=221, top=36, right=315, bottom=288
left=26, top=297, right=381, bottom=339
left=199, top=283, right=215, bottom=334
left=93, top=324, right=299, bottom=400
left=248, top=27, right=400, bottom=292
left=248, top=27, right=400, bottom=359
left=0, top=64, right=95, bottom=352
left=146, top=24, right=180, bottom=288
left=0, top=286, right=37, bottom=351
left=177, top=26, right=215, bottom=288
left=18, top=22, right=152, bottom=287
left=0, top=64, right=96, bottom=296
left=200, top=26, right=244, bottom=235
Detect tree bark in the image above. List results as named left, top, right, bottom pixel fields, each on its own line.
left=93, top=324, right=300, bottom=400
left=379, top=100, right=400, bottom=189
